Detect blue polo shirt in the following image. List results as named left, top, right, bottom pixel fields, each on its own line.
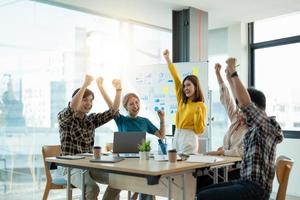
left=114, top=114, right=158, bottom=134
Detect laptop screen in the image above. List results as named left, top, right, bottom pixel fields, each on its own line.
left=113, top=132, right=146, bottom=153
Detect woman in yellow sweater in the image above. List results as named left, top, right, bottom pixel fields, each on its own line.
left=163, top=49, right=207, bottom=154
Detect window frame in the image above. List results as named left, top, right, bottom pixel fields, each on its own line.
left=248, top=22, right=300, bottom=139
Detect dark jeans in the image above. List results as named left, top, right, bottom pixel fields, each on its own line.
left=197, top=168, right=240, bottom=193
left=197, top=180, right=269, bottom=200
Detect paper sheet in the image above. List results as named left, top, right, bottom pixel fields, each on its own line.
left=186, top=155, right=223, bottom=163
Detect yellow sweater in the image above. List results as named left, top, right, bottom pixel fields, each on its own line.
left=168, top=63, right=207, bottom=134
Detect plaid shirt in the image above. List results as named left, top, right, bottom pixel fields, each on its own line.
left=58, top=106, right=116, bottom=155
left=241, top=103, right=283, bottom=196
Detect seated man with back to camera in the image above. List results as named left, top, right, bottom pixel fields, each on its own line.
left=197, top=58, right=283, bottom=200
left=197, top=62, right=249, bottom=190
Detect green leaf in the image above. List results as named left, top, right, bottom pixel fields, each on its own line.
left=138, top=139, right=151, bottom=152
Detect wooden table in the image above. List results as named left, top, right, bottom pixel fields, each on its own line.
left=45, top=156, right=241, bottom=200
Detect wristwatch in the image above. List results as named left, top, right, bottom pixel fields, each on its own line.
left=231, top=71, right=238, bottom=78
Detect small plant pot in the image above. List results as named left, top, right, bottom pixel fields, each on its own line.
left=139, top=151, right=150, bottom=160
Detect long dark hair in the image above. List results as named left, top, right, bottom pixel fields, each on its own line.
left=182, top=75, right=204, bottom=103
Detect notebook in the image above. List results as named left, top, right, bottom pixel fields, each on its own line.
left=113, top=132, right=146, bottom=158
left=56, top=155, right=85, bottom=160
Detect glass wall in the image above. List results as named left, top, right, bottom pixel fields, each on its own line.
left=0, top=1, right=171, bottom=198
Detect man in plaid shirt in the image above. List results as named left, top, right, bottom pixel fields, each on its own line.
left=58, top=74, right=122, bottom=200
left=197, top=58, right=283, bottom=200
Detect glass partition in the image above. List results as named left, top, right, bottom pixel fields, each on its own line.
left=0, top=1, right=171, bottom=198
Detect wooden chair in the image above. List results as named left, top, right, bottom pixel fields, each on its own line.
left=275, top=155, right=294, bottom=200
left=42, top=145, right=75, bottom=200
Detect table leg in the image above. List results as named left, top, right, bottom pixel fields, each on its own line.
left=168, top=176, right=172, bottom=200
left=224, top=166, right=228, bottom=182
left=67, top=167, right=71, bottom=200
left=81, top=170, right=86, bottom=200
left=213, top=168, right=218, bottom=184
left=128, top=191, right=131, bottom=200
left=182, top=174, right=186, bottom=200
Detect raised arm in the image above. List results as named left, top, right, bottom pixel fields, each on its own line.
left=111, top=79, right=122, bottom=112
left=70, top=74, right=93, bottom=111
left=225, top=68, right=238, bottom=100
left=163, top=49, right=182, bottom=101
left=226, top=58, right=251, bottom=107
left=96, top=77, right=113, bottom=108
left=163, top=49, right=172, bottom=65
left=215, top=63, right=236, bottom=121
left=215, top=63, right=224, bottom=85
left=154, top=110, right=165, bottom=139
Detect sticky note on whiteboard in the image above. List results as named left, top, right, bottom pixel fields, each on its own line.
left=192, top=67, right=199, bottom=76
left=163, top=86, right=169, bottom=94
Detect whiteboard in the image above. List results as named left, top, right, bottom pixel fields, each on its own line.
left=121, top=62, right=208, bottom=135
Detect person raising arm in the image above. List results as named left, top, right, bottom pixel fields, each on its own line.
left=58, top=74, right=121, bottom=200
left=97, top=77, right=165, bottom=139
left=163, top=49, right=206, bottom=155
left=207, top=63, right=247, bottom=157
left=197, top=58, right=283, bottom=200
left=96, top=77, right=165, bottom=200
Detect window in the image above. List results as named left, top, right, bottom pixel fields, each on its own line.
left=0, top=1, right=171, bottom=198
left=254, top=12, right=300, bottom=43
left=250, top=12, right=300, bottom=136
left=255, top=43, right=300, bottom=130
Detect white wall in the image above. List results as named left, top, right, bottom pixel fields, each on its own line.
left=208, top=27, right=228, bottom=55
left=227, top=23, right=248, bottom=85
left=208, top=23, right=248, bottom=84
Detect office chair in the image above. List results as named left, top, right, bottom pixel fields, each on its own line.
left=42, top=145, right=75, bottom=200
left=275, top=155, right=294, bottom=200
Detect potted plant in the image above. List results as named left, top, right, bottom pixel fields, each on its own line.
left=138, top=140, right=151, bottom=160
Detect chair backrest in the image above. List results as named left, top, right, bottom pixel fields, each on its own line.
left=275, top=155, right=294, bottom=200
left=42, top=145, right=62, bottom=184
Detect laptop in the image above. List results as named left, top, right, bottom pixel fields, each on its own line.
left=113, top=132, right=146, bottom=158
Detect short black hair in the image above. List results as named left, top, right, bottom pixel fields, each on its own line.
left=247, top=87, right=266, bottom=110
left=72, top=88, right=94, bottom=99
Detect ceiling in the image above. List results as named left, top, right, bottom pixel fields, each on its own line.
left=159, top=0, right=300, bottom=29
left=48, top=0, right=300, bottom=29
